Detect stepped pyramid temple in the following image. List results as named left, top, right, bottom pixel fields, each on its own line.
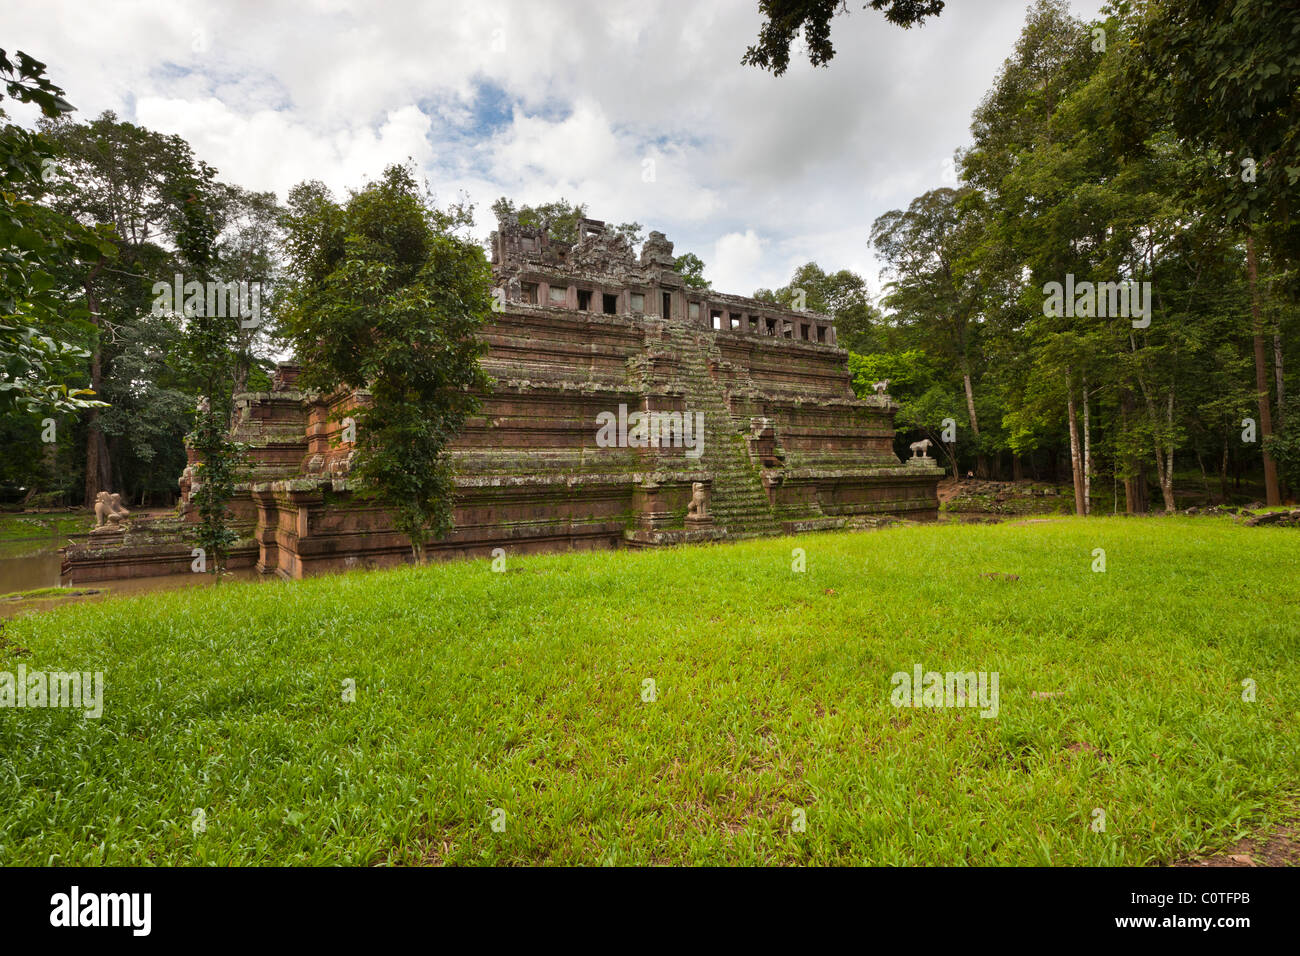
left=64, top=214, right=942, bottom=582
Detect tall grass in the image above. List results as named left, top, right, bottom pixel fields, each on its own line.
left=1, top=516, right=1296, bottom=865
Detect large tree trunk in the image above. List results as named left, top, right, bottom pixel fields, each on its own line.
left=1146, top=400, right=1177, bottom=513
left=1082, top=373, right=1092, bottom=515
left=83, top=411, right=110, bottom=507
left=1120, top=388, right=1147, bottom=514
left=962, top=363, right=987, bottom=479
left=1134, top=357, right=1176, bottom=513
left=82, top=266, right=111, bottom=508
left=1276, top=331, right=1289, bottom=501
left=1220, top=434, right=1230, bottom=504
left=1275, top=332, right=1286, bottom=425
left=1247, top=235, right=1281, bottom=505
left=1160, top=391, right=1176, bottom=512
left=1151, top=443, right=1168, bottom=511
left=1123, top=474, right=1140, bottom=514
left=1066, top=368, right=1086, bottom=516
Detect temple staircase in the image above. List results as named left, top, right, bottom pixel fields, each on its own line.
left=659, top=323, right=780, bottom=537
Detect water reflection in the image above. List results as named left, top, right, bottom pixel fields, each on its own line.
left=1, top=534, right=265, bottom=619
left=0, top=535, right=64, bottom=593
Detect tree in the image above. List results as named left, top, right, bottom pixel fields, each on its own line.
left=848, top=347, right=960, bottom=473
left=674, top=252, right=710, bottom=289
left=0, top=51, right=114, bottom=420
left=1124, top=0, right=1300, bottom=505
left=754, top=261, right=880, bottom=351
left=742, top=0, right=946, bottom=75
left=42, top=114, right=198, bottom=504
left=1266, top=413, right=1300, bottom=493
left=959, top=1, right=1114, bottom=502
left=871, top=189, right=991, bottom=475
left=171, top=160, right=248, bottom=576
left=491, top=196, right=587, bottom=245
left=285, top=166, right=493, bottom=562
left=41, top=112, right=276, bottom=507
left=217, top=185, right=283, bottom=395
left=957, top=2, right=1265, bottom=515
left=1127, top=0, right=1299, bottom=253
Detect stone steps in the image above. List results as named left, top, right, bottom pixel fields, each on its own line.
left=660, top=324, right=781, bottom=536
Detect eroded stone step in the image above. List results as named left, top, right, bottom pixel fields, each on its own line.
left=661, top=326, right=780, bottom=533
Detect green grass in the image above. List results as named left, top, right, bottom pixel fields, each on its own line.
left=0, top=511, right=93, bottom=541
left=1, top=516, right=1297, bottom=866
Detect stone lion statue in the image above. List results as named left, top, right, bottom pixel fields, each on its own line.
left=909, top=438, right=933, bottom=459
left=92, top=491, right=131, bottom=530
left=687, top=482, right=709, bottom=520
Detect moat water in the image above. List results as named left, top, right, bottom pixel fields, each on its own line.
left=0, top=536, right=63, bottom=591
left=0, top=535, right=261, bottom=619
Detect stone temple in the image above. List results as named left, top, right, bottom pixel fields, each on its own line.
left=64, top=214, right=941, bottom=582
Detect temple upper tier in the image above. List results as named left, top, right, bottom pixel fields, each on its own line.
left=490, top=213, right=838, bottom=346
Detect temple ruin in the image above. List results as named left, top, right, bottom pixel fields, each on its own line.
left=64, top=214, right=941, bottom=582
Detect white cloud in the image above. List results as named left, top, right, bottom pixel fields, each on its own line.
left=2, top=0, right=1110, bottom=296
left=133, top=98, right=436, bottom=197
left=711, top=230, right=766, bottom=294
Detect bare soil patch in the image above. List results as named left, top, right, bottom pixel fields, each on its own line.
left=1175, top=821, right=1300, bottom=867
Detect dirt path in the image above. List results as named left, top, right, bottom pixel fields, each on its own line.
left=1175, top=820, right=1300, bottom=867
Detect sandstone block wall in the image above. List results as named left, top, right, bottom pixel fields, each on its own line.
left=65, top=216, right=941, bottom=582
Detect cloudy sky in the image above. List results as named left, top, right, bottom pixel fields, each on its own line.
left=4, top=0, right=1105, bottom=296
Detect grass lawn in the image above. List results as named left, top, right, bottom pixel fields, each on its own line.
left=0, top=511, right=94, bottom=541
left=1, top=516, right=1297, bottom=866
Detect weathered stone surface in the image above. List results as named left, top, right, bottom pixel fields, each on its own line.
left=63, top=515, right=258, bottom=581
left=1243, top=509, right=1300, bottom=527
left=67, top=216, right=941, bottom=582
